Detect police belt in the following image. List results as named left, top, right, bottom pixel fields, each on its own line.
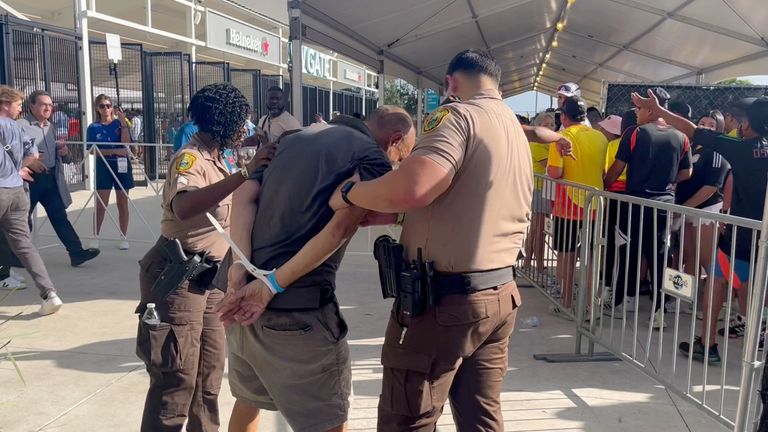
left=431, top=266, right=517, bottom=295
left=150, top=236, right=219, bottom=300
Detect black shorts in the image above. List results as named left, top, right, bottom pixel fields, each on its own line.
left=553, top=217, right=582, bottom=253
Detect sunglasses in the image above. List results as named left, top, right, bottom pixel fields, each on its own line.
left=98, top=103, right=112, bottom=109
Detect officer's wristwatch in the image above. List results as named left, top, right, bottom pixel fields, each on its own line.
left=340, top=181, right=356, bottom=206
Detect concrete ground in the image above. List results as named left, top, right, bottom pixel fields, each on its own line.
left=0, top=185, right=732, bottom=431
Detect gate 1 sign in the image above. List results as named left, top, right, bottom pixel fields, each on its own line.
left=662, top=268, right=695, bottom=301
left=303, top=46, right=332, bottom=79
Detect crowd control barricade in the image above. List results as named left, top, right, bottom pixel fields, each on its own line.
left=31, top=141, right=175, bottom=248
left=518, top=174, right=768, bottom=431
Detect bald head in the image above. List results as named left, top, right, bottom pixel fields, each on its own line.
left=365, top=105, right=417, bottom=164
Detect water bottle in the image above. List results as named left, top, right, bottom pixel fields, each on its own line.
left=522, top=316, right=540, bottom=328
left=142, top=303, right=161, bottom=326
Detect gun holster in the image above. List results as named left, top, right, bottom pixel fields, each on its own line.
left=373, top=235, right=434, bottom=318
left=151, top=238, right=214, bottom=300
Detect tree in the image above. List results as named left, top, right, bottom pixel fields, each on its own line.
left=718, top=78, right=754, bottom=86
left=384, top=79, right=417, bottom=117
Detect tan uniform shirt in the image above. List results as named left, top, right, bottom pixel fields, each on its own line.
left=160, top=135, right=238, bottom=261
left=256, top=111, right=302, bottom=143
left=400, top=88, right=533, bottom=273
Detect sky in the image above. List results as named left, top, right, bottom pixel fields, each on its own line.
left=504, top=75, right=768, bottom=118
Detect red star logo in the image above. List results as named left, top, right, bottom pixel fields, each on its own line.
left=261, top=38, right=269, bottom=56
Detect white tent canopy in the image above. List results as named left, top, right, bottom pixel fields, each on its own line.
left=299, top=0, right=768, bottom=103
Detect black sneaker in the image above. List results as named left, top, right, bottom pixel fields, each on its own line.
left=70, top=248, right=100, bottom=267
left=718, top=314, right=746, bottom=338
left=679, top=337, right=721, bottom=365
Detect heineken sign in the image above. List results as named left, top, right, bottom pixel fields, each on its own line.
left=206, top=10, right=281, bottom=65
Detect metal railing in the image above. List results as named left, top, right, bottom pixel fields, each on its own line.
left=520, top=174, right=768, bottom=431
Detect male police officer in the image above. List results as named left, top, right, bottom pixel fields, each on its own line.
left=136, top=83, right=274, bottom=432
left=329, top=49, right=568, bottom=430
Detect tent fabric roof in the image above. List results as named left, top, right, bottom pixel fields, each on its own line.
left=301, top=0, right=768, bottom=103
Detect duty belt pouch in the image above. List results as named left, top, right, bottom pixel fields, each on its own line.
left=399, top=264, right=426, bottom=318
left=373, top=235, right=404, bottom=299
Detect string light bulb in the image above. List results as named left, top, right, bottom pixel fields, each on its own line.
left=552, top=39, right=559, bottom=48
left=556, top=22, right=565, bottom=31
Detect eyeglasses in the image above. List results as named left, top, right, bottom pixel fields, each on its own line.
left=98, top=103, right=112, bottom=109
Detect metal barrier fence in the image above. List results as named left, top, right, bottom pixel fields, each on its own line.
left=519, top=174, right=768, bottom=431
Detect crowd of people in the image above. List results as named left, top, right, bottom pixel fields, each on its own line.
left=2, top=44, right=768, bottom=432
left=522, top=81, right=768, bottom=365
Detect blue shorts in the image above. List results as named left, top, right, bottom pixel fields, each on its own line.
left=95, top=157, right=134, bottom=191
left=714, top=249, right=750, bottom=290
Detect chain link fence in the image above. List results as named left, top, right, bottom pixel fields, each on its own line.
left=603, top=82, right=768, bottom=120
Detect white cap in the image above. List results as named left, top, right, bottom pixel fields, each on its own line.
left=557, top=82, right=581, bottom=97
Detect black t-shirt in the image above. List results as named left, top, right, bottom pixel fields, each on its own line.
left=694, top=128, right=768, bottom=261
left=250, top=117, right=391, bottom=289
left=616, top=122, right=692, bottom=202
left=675, top=146, right=731, bottom=208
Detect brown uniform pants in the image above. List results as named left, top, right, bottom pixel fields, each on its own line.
left=377, top=282, right=521, bottom=431
left=136, top=239, right=226, bottom=432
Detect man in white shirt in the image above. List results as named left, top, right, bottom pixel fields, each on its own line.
left=256, top=86, right=301, bottom=144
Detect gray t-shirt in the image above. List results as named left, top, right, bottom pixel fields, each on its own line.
left=18, top=116, right=56, bottom=168
left=250, top=116, right=391, bottom=306
left=0, top=117, right=35, bottom=188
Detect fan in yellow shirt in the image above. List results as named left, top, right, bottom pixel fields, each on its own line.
left=524, top=111, right=556, bottom=273
left=546, top=97, right=607, bottom=315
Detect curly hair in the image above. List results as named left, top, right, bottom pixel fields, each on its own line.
left=189, top=83, right=250, bottom=147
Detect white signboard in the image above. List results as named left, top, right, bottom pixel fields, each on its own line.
left=206, top=10, right=281, bottom=65
left=662, top=268, right=696, bottom=301
left=336, top=61, right=365, bottom=87
left=544, top=217, right=554, bottom=238
left=105, top=33, right=122, bottom=62
left=302, top=46, right=332, bottom=79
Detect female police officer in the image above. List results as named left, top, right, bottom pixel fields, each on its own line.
left=135, top=83, right=274, bottom=432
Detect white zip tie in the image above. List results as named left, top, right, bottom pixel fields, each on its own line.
left=206, top=212, right=280, bottom=294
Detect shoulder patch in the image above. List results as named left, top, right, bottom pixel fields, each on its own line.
left=176, top=153, right=197, bottom=173
left=423, top=106, right=451, bottom=133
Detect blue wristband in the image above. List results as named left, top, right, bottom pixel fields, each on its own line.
left=267, top=272, right=285, bottom=294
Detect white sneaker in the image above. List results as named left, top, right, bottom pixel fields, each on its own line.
left=0, top=276, right=26, bottom=290
left=9, top=269, right=25, bottom=282
left=119, top=241, right=130, bottom=250
left=652, top=308, right=667, bottom=330
left=88, top=240, right=99, bottom=249
left=39, top=293, right=63, bottom=316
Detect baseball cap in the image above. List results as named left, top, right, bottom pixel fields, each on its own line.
left=669, top=100, right=692, bottom=120
left=598, top=114, right=623, bottom=136
left=561, top=95, right=587, bottom=121
left=557, top=82, right=581, bottom=98
left=746, top=97, right=768, bottom=136
left=726, top=97, right=756, bottom=116
left=650, top=87, right=671, bottom=108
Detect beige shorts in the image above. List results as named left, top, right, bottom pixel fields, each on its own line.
left=226, top=299, right=351, bottom=432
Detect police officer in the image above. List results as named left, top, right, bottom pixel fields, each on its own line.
left=135, top=83, right=273, bottom=432
left=330, top=49, right=570, bottom=430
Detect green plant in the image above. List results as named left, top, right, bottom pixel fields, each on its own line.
left=0, top=287, right=25, bottom=384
